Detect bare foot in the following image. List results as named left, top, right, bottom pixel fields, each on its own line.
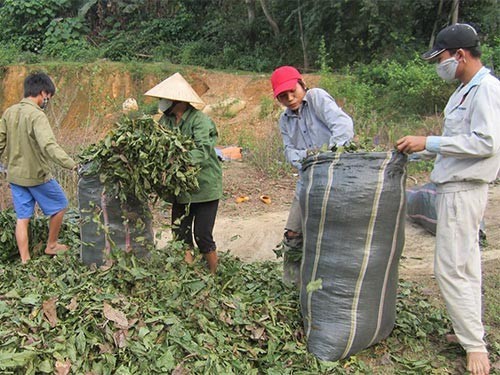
left=21, top=257, right=31, bottom=264
left=184, top=250, right=194, bottom=264
left=45, top=243, right=68, bottom=255
left=204, top=251, right=218, bottom=274
left=467, top=352, right=490, bottom=375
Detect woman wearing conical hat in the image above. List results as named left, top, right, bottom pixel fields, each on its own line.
left=145, top=73, right=222, bottom=274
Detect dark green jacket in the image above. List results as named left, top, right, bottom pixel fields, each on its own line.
left=0, top=98, right=76, bottom=186
left=160, top=106, right=222, bottom=204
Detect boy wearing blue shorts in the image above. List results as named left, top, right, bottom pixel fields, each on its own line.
left=0, top=72, right=77, bottom=264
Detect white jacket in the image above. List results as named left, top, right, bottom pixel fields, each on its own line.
left=425, top=67, right=500, bottom=184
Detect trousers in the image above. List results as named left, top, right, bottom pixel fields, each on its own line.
left=435, top=182, right=489, bottom=353
left=171, top=200, right=219, bottom=254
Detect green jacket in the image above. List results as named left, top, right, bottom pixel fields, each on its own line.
left=0, top=98, right=76, bottom=187
left=160, top=106, right=222, bottom=204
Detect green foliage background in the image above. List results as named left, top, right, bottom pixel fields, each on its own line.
left=0, top=0, right=499, bottom=73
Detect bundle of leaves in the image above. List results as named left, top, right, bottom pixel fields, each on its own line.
left=331, top=136, right=387, bottom=153
left=299, top=137, right=390, bottom=165
left=0, top=208, right=80, bottom=263
left=78, top=116, right=199, bottom=205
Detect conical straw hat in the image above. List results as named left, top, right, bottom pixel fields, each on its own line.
left=144, top=72, right=205, bottom=108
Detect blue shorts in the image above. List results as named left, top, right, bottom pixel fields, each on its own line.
left=10, top=179, right=68, bottom=219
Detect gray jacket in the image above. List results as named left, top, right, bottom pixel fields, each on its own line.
left=425, top=67, right=500, bottom=184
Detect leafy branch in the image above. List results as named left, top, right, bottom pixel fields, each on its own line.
left=78, top=115, right=200, bottom=206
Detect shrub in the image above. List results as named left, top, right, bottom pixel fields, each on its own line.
left=383, top=57, right=454, bottom=116
left=42, top=17, right=100, bottom=61
left=0, top=44, right=23, bottom=66
left=320, top=73, right=377, bottom=120
left=178, top=40, right=220, bottom=68
left=319, top=57, right=454, bottom=148
left=323, top=57, right=455, bottom=118
left=0, top=44, right=41, bottom=65
left=482, top=40, right=500, bottom=75
left=0, top=0, right=74, bottom=53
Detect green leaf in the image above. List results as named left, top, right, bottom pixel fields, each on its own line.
left=20, top=294, right=40, bottom=305
left=0, top=351, right=37, bottom=368
left=306, top=278, right=323, bottom=293
left=4, top=289, right=21, bottom=299
left=37, top=359, right=52, bottom=373
left=155, top=350, right=176, bottom=370
left=75, top=331, right=86, bottom=355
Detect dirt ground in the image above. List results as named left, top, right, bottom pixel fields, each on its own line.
left=156, top=160, right=500, bottom=284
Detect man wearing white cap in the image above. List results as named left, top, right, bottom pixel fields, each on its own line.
left=145, top=73, right=222, bottom=274
left=397, top=23, right=500, bottom=375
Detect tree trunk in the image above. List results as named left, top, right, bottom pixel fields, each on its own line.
left=245, top=0, right=255, bottom=25
left=259, top=0, right=280, bottom=37
left=297, top=0, right=309, bottom=71
left=245, top=0, right=257, bottom=44
left=429, top=0, right=444, bottom=48
left=451, top=0, right=459, bottom=24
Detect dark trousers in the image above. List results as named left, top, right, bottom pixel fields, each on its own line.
left=171, top=200, right=219, bottom=253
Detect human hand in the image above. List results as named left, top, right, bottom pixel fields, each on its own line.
left=306, top=144, right=332, bottom=155
left=306, top=148, right=320, bottom=157
left=396, top=136, right=427, bottom=154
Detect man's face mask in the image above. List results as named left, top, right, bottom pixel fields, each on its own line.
left=158, top=98, right=173, bottom=112
left=436, top=56, right=459, bottom=82
left=40, top=95, right=50, bottom=110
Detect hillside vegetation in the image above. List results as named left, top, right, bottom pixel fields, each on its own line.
left=0, top=0, right=499, bottom=73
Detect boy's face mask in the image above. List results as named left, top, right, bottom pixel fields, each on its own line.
left=40, top=94, right=50, bottom=110
left=158, top=98, right=173, bottom=112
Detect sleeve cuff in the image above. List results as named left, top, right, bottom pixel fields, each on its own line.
left=297, top=150, right=307, bottom=160
left=425, top=136, right=441, bottom=153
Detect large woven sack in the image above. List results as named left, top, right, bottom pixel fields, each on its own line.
left=406, top=182, right=438, bottom=234
left=78, top=164, right=153, bottom=266
left=299, top=151, right=407, bottom=361
left=406, top=182, right=486, bottom=238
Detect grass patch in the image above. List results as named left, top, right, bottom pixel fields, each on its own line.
left=242, top=124, right=293, bottom=179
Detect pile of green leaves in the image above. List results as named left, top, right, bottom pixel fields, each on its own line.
left=78, top=116, right=199, bottom=205
left=331, top=138, right=387, bottom=153
left=0, top=245, right=330, bottom=374
left=0, top=240, right=462, bottom=374
left=3, top=239, right=474, bottom=375
left=0, top=204, right=461, bottom=374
